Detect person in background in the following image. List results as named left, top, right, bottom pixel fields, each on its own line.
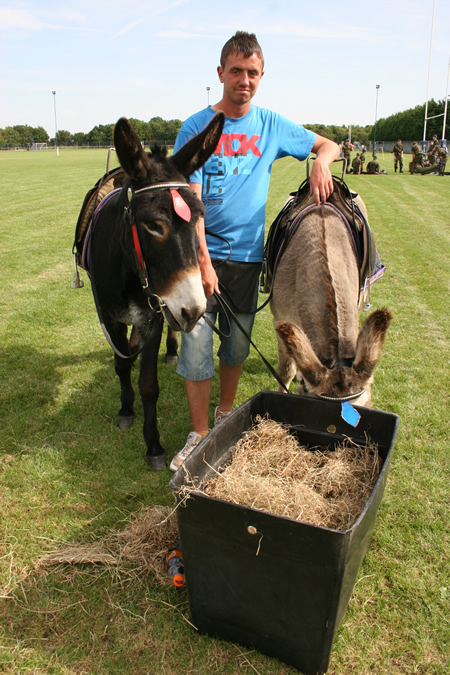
left=359, top=148, right=366, bottom=173
left=410, top=141, right=424, bottom=173
left=366, top=155, right=381, bottom=173
left=169, top=31, right=340, bottom=472
left=437, top=145, right=447, bottom=175
left=392, top=139, right=404, bottom=173
left=427, top=134, right=440, bottom=165
left=342, top=139, right=352, bottom=173
left=351, top=153, right=361, bottom=174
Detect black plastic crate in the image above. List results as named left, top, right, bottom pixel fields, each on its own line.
left=170, top=391, right=399, bottom=674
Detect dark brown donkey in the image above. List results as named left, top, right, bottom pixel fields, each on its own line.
left=75, top=113, right=224, bottom=469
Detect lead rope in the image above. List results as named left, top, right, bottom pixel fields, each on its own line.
left=202, top=291, right=289, bottom=394
left=203, top=230, right=289, bottom=392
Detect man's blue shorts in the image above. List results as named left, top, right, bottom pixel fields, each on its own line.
left=176, top=311, right=256, bottom=381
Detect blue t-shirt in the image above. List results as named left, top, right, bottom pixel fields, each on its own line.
left=174, top=105, right=316, bottom=262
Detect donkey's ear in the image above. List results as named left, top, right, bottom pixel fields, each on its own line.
left=171, top=112, right=225, bottom=179
left=275, top=321, right=327, bottom=388
left=352, top=308, right=392, bottom=380
left=114, top=118, right=151, bottom=180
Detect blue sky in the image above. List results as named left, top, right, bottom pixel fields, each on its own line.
left=1, top=0, right=449, bottom=136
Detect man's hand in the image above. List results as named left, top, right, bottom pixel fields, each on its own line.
left=309, top=136, right=341, bottom=205
left=199, top=251, right=220, bottom=298
left=309, top=158, right=335, bottom=205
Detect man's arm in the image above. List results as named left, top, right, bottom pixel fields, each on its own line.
left=309, top=135, right=341, bottom=205
left=190, top=182, right=219, bottom=298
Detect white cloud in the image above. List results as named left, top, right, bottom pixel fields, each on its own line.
left=0, top=7, right=45, bottom=30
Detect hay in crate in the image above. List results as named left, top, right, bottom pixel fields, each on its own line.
left=201, top=415, right=381, bottom=531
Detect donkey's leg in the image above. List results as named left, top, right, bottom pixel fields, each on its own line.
left=138, top=314, right=167, bottom=470
left=112, top=324, right=137, bottom=429
left=276, top=336, right=297, bottom=393
left=165, top=326, right=178, bottom=365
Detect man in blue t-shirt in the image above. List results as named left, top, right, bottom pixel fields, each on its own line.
left=170, top=31, right=340, bottom=472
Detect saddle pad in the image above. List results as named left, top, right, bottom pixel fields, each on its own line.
left=263, top=177, right=377, bottom=294
left=79, top=188, right=122, bottom=273
left=74, top=167, right=125, bottom=253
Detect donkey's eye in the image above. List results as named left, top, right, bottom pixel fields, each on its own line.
left=140, top=220, right=167, bottom=239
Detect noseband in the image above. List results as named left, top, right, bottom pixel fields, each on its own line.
left=316, top=389, right=365, bottom=402
left=124, top=181, right=191, bottom=312
left=133, top=182, right=190, bottom=195
left=300, top=378, right=365, bottom=402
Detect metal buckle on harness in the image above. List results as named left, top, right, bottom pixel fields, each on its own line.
left=359, top=277, right=372, bottom=312
left=71, top=250, right=84, bottom=289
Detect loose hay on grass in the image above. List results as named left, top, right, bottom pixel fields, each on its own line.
left=195, top=415, right=381, bottom=531
left=38, top=505, right=180, bottom=586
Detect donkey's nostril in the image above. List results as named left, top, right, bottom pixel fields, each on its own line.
left=181, top=307, right=195, bottom=323
left=181, top=305, right=203, bottom=331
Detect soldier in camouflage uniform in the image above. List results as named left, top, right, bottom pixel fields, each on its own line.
left=342, top=140, right=352, bottom=173
left=427, top=135, right=440, bottom=165
left=360, top=149, right=366, bottom=172
left=392, top=139, right=404, bottom=173
left=351, top=153, right=361, bottom=174
left=437, top=146, right=447, bottom=176
left=409, top=141, right=424, bottom=173
left=366, top=156, right=381, bottom=173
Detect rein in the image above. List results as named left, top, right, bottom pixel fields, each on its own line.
left=203, top=290, right=290, bottom=394
left=201, top=231, right=283, bottom=387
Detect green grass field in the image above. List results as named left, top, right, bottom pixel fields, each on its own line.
left=0, top=147, right=448, bottom=674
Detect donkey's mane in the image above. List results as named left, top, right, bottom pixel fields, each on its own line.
left=148, top=143, right=168, bottom=162
left=318, top=209, right=340, bottom=366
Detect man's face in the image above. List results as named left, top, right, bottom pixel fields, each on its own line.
left=217, top=51, right=264, bottom=106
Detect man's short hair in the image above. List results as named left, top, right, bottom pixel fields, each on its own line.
left=220, top=31, right=264, bottom=69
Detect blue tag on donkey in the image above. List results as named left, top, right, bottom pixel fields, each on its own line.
left=341, top=401, right=361, bottom=427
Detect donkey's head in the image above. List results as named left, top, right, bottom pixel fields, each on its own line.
left=275, top=308, right=392, bottom=406
left=113, top=113, right=225, bottom=332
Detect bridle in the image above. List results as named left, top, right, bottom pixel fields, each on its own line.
left=316, top=390, right=366, bottom=402
left=300, top=378, right=366, bottom=402
left=89, top=180, right=192, bottom=360
left=124, top=181, right=191, bottom=314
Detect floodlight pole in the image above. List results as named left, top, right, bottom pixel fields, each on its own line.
left=423, top=0, right=436, bottom=141
left=443, top=57, right=450, bottom=141
left=206, top=87, right=210, bottom=107
left=373, top=85, right=380, bottom=155
left=52, top=90, right=59, bottom=156
left=349, top=99, right=352, bottom=144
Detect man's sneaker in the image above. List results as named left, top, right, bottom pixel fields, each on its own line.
left=170, top=431, right=205, bottom=472
left=214, top=406, right=233, bottom=426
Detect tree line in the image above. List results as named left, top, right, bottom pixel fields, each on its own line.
left=306, top=99, right=448, bottom=145
left=1, top=99, right=448, bottom=148
left=0, top=117, right=183, bottom=148
left=374, top=99, right=448, bottom=142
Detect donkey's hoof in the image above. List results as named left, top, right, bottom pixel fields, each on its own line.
left=165, top=354, right=178, bottom=365
left=118, top=414, right=135, bottom=429
left=145, top=452, right=167, bottom=471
